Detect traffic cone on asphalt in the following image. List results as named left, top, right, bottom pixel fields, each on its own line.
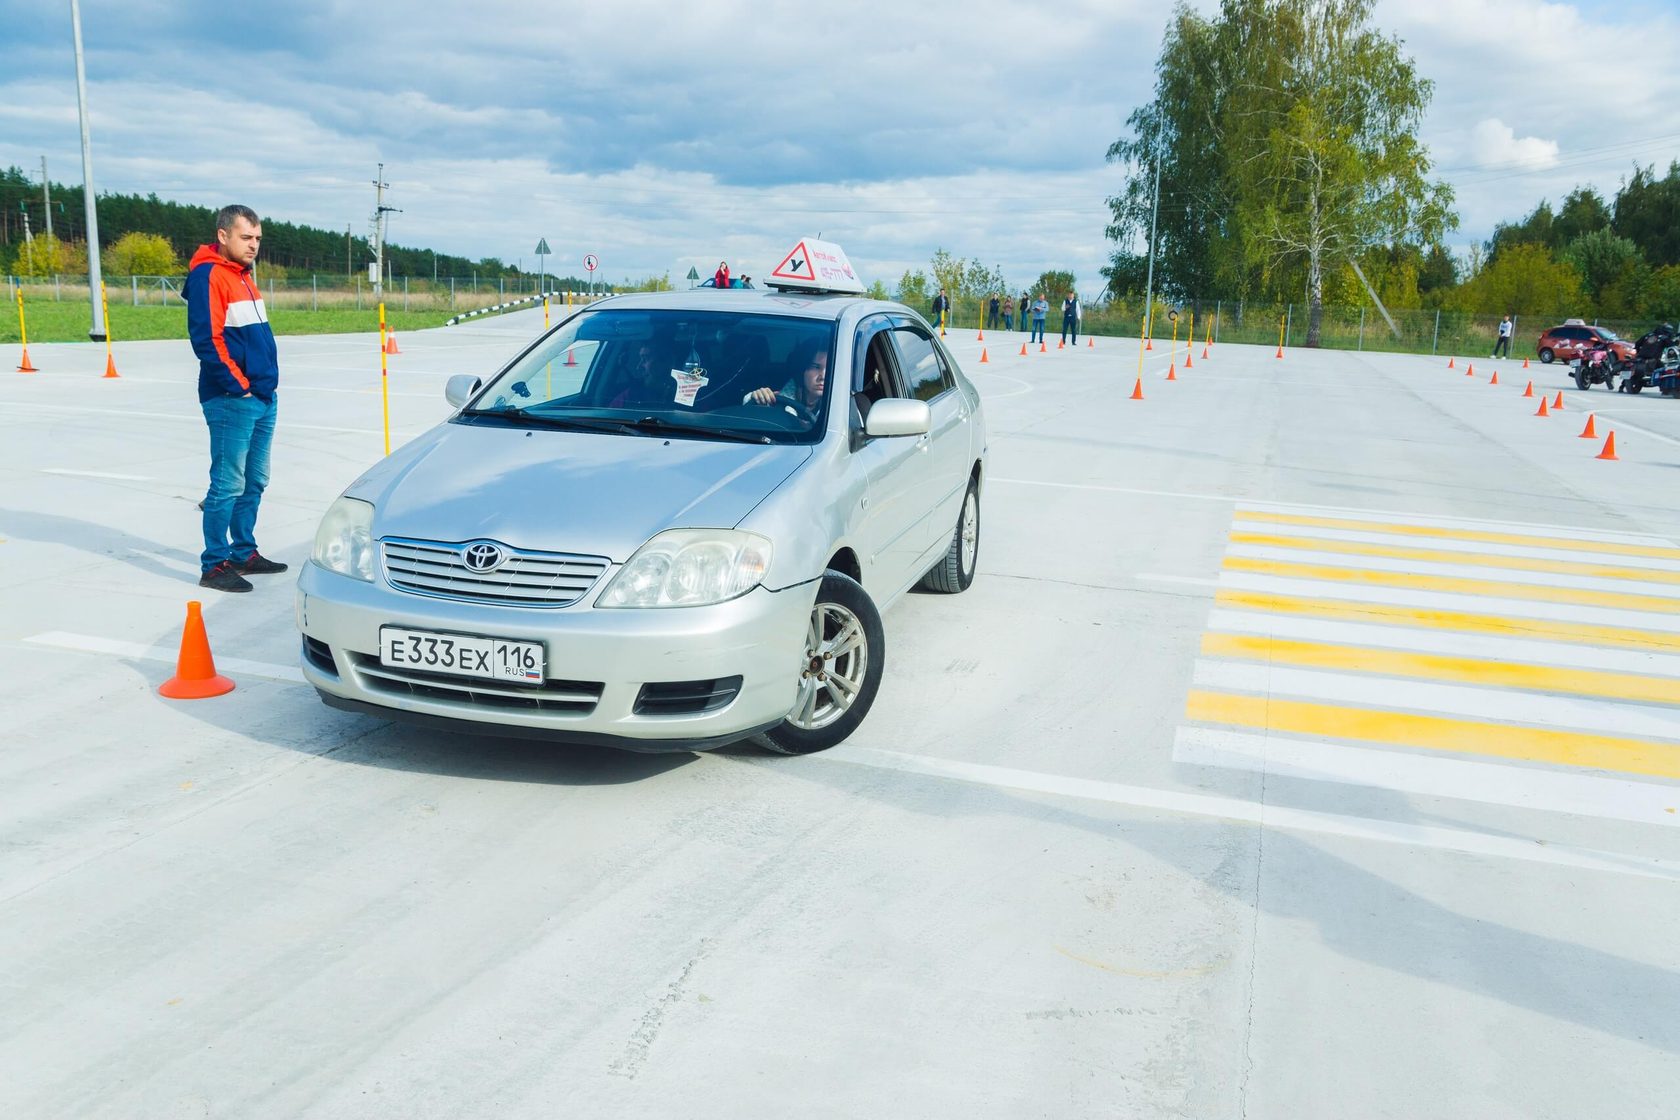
left=1523, top=381, right=1534, bottom=398
left=1130, top=378, right=1145, bottom=400
left=16, top=346, right=38, bottom=373
left=1596, top=431, right=1619, bottom=460
left=1145, top=336, right=1153, bottom=351
left=1039, top=341, right=1047, bottom=353
left=1523, top=357, right=1531, bottom=369
left=564, top=348, right=577, bottom=366
left=1535, top=398, right=1550, bottom=417
left=1490, top=370, right=1499, bottom=385
left=1184, top=347, right=1193, bottom=369
left=384, top=333, right=402, bottom=355
left=1201, top=342, right=1209, bottom=358
left=1088, top=336, right=1095, bottom=349
left=977, top=328, right=985, bottom=342
left=1019, top=342, right=1027, bottom=356
left=1448, top=357, right=1455, bottom=369
left=102, top=352, right=120, bottom=379
left=1167, top=363, right=1176, bottom=381
left=158, top=601, right=236, bottom=700
left=1553, top=391, right=1565, bottom=411
left=1466, top=363, right=1474, bottom=377
left=1058, top=338, right=1065, bottom=350
left=1579, top=413, right=1597, bottom=439
left=978, top=348, right=989, bottom=363
left=1275, top=343, right=1284, bottom=359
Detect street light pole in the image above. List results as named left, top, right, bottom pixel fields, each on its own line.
left=69, top=0, right=106, bottom=341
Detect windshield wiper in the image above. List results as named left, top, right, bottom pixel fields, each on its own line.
left=623, top=416, right=773, bottom=444
left=462, top=409, right=638, bottom=435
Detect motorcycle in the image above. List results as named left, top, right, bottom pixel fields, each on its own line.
left=1651, top=345, right=1680, bottom=398
left=1572, top=340, right=1621, bottom=391
left=1621, top=323, right=1678, bottom=394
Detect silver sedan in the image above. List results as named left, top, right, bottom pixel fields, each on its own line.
left=296, top=285, right=986, bottom=753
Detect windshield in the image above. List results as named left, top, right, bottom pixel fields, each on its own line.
left=463, top=309, right=837, bottom=443
left=1596, top=328, right=1621, bottom=341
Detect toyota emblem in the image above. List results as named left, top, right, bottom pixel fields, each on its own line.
left=462, top=542, right=505, bottom=573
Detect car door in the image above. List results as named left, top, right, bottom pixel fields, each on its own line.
left=887, top=322, right=971, bottom=554
left=848, top=316, right=931, bottom=597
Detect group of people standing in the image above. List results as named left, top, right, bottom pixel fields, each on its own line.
left=934, top=288, right=1083, bottom=345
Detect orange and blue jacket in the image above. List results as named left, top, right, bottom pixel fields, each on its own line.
left=186, top=244, right=279, bottom=403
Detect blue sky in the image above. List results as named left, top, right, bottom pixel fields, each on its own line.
left=2, top=0, right=1677, bottom=297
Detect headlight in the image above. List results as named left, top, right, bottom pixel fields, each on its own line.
left=311, top=497, right=376, bottom=581
left=597, top=529, right=771, bottom=608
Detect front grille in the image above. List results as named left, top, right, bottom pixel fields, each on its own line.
left=634, top=676, right=743, bottom=716
left=302, top=635, right=337, bottom=675
left=349, top=653, right=602, bottom=714
left=382, top=538, right=610, bottom=607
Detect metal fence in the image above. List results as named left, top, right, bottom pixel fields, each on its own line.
left=5, top=274, right=614, bottom=315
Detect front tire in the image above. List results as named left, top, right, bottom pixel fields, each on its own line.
left=761, top=571, right=885, bottom=755
left=918, top=478, right=980, bottom=593
left=1574, top=366, right=1589, bottom=391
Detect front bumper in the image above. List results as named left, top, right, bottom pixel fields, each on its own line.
left=296, top=561, right=816, bottom=751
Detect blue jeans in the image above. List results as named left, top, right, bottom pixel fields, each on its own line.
left=1031, top=318, right=1046, bottom=343
left=201, top=394, right=277, bottom=572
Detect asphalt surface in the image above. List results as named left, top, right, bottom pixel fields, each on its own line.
left=3, top=310, right=1678, bottom=1119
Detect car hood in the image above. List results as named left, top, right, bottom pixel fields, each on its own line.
left=359, top=422, right=811, bottom=562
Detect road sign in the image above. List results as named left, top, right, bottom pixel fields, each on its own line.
left=686, top=266, right=700, bottom=281
left=534, top=238, right=550, bottom=255
left=583, top=253, right=599, bottom=273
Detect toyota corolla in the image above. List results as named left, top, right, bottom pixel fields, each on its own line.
left=296, top=241, right=986, bottom=754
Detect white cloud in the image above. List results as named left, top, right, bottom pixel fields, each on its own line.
left=1466, top=119, right=1560, bottom=172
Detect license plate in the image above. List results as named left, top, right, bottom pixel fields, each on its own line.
left=379, top=627, right=545, bottom=683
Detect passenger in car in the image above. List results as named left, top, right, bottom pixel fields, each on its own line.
left=607, top=344, right=672, bottom=409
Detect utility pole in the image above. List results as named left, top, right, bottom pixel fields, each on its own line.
left=40, top=156, right=53, bottom=240
left=370, top=164, right=401, bottom=299
left=346, top=223, right=351, bottom=278
left=1142, top=155, right=1161, bottom=340
left=70, top=0, right=106, bottom=340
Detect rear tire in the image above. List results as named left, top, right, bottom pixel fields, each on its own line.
left=1540, top=348, right=1555, bottom=364
left=918, top=478, right=980, bottom=594
left=761, top=571, right=884, bottom=755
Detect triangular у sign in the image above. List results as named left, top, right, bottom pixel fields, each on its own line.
left=770, top=241, right=812, bottom=281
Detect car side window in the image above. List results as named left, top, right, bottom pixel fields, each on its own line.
left=888, top=327, right=954, bottom=402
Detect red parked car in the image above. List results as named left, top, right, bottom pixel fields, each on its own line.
left=1536, top=320, right=1634, bottom=364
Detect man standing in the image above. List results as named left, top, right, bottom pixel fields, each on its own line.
left=987, top=293, right=1000, bottom=331
left=1061, top=290, right=1081, bottom=346
left=1018, top=292, right=1030, bottom=333
left=930, top=287, right=950, bottom=330
left=1030, top=292, right=1049, bottom=344
left=187, top=204, right=285, bottom=592
left=1492, top=313, right=1513, bottom=359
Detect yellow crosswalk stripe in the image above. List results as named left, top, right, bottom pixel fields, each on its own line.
left=1236, top=510, right=1680, bottom=561
left=1200, top=632, right=1680, bottom=706
left=1185, top=690, right=1680, bottom=779
left=1229, top=530, right=1680, bottom=586
left=1223, top=555, right=1680, bottom=614
left=1214, top=588, right=1680, bottom=654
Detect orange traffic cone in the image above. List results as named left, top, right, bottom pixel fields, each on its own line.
left=1166, top=363, right=1177, bottom=381
left=1552, top=391, right=1565, bottom=411
left=1201, top=343, right=1209, bottom=359
left=1130, top=378, right=1145, bottom=400
left=384, top=333, right=402, bottom=355
left=1447, top=357, right=1455, bottom=369
left=1490, top=370, right=1499, bottom=385
left=1579, top=413, right=1597, bottom=439
left=1523, top=357, right=1530, bottom=369
left=1088, top=336, right=1095, bottom=349
left=17, top=346, right=39, bottom=373
left=977, top=328, right=984, bottom=342
left=158, top=601, right=236, bottom=700
left=1535, top=398, right=1550, bottom=417
left=1145, top=337, right=1153, bottom=351
left=1039, top=341, right=1047, bottom=353
left=1466, top=363, right=1474, bottom=377
left=564, top=348, right=577, bottom=366
left=978, top=348, right=989, bottom=363
left=1522, top=381, right=1534, bottom=398
left=1057, top=339, right=1065, bottom=350
left=102, top=352, right=120, bottom=379
left=1596, top=431, right=1618, bottom=460
left=1018, top=343, right=1027, bottom=356
left=1275, top=344, right=1284, bottom=359
left=1184, top=348, right=1193, bottom=369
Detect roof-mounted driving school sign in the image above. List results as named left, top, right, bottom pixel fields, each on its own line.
left=767, top=239, right=864, bottom=295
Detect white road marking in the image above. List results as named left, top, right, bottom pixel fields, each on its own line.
left=1192, top=659, right=1680, bottom=740
left=814, top=745, right=1679, bottom=881
left=1172, top=726, right=1680, bottom=827
left=1218, top=572, right=1680, bottom=634
left=38, top=469, right=153, bottom=481
left=1206, top=609, right=1680, bottom=677
left=1235, top=504, right=1679, bottom=546
left=22, top=631, right=306, bottom=684
left=1226, top=542, right=1680, bottom=598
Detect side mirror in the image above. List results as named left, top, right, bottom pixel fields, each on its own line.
left=444, top=374, right=481, bottom=409
left=865, top=398, right=931, bottom=438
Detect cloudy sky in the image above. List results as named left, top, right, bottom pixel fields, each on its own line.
left=3, top=0, right=1678, bottom=297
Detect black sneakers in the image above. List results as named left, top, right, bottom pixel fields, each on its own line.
left=238, top=552, right=289, bottom=576
left=200, top=561, right=253, bottom=593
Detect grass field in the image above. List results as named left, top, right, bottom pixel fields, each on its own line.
left=2, top=301, right=465, bottom=345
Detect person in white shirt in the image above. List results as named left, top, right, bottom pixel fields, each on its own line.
left=1493, top=314, right=1514, bottom=359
